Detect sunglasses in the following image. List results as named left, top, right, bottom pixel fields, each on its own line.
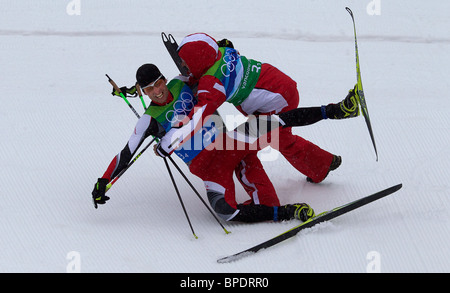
left=141, top=75, right=165, bottom=92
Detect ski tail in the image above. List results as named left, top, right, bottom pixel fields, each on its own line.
left=161, top=32, right=189, bottom=76
left=161, top=32, right=224, bottom=131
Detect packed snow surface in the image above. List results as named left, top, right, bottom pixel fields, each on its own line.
left=0, top=0, right=449, bottom=272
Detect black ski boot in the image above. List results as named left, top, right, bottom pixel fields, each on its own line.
left=325, top=85, right=360, bottom=119
left=278, top=203, right=315, bottom=222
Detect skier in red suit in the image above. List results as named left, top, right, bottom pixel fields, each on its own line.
left=173, top=33, right=358, bottom=183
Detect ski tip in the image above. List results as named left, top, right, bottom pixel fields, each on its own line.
left=216, top=257, right=231, bottom=264
left=345, top=7, right=354, bottom=19
left=390, top=183, right=403, bottom=193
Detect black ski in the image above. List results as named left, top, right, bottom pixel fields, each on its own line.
left=161, top=32, right=189, bottom=76
left=346, top=7, right=378, bottom=161
left=217, top=183, right=402, bottom=263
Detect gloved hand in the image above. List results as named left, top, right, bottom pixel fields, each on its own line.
left=92, top=178, right=110, bottom=209
left=217, top=38, right=234, bottom=48
left=153, top=124, right=184, bottom=158
left=111, top=85, right=137, bottom=98
left=154, top=141, right=170, bottom=158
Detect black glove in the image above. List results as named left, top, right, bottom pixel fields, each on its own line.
left=92, top=178, right=110, bottom=209
left=111, top=86, right=137, bottom=98
left=217, top=38, right=234, bottom=48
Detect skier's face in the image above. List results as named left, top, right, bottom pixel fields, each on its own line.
left=142, top=77, right=169, bottom=104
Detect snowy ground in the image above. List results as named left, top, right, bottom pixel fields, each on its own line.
left=0, top=0, right=449, bottom=273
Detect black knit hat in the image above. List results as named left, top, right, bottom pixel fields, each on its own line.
left=136, top=64, right=165, bottom=87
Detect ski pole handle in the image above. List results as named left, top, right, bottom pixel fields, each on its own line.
left=105, top=74, right=132, bottom=106
left=105, top=74, right=120, bottom=92
left=106, top=74, right=141, bottom=119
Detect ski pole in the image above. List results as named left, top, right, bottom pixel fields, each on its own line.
left=163, top=157, right=198, bottom=239
left=106, top=74, right=141, bottom=119
left=104, top=77, right=154, bottom=193
left=168, top=156, right=231, bottom=234
left=135, top=82, right=147, bottom=110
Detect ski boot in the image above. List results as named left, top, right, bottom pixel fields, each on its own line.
left=326, top=85, right=360, bottom=119
left=278, top=203, right=315, bottom=222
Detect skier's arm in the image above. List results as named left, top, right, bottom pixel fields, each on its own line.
left=92, top=114, right=164, bottom=207
left=101, top=115, right=162, bottom=181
